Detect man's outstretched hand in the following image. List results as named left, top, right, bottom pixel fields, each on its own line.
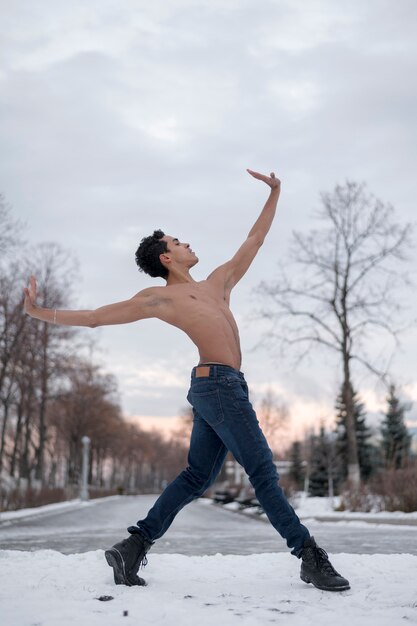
left=247, top=169, right=281, bottom=190
left=23, top=275, right=37, bottom=316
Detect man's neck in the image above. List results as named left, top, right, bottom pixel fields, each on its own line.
left=165, top=268, right=198, bottom=286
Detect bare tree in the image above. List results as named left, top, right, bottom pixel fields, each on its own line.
left=0, top=242, right=80, bottom=484
left=22, top=242, right=80, bottom=483
left=257, top=387, right=289, bottom=456
left=49, top=358, right=121, bottom=486
left=0, top=259, right=43, bottom=481
left=253, top=181, right=413, bottom=485
left=170, top=406, right=194, bottom=448
left=0, top=198, right=26, bottom=475
left=0, top=194, right=25, bottom=260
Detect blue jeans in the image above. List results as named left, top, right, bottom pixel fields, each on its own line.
left=128, top=364, right=310, bottom=557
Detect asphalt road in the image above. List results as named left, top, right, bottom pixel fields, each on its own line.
left=1, top=494, right=417, bottom=555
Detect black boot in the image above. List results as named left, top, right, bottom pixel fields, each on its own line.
left=300, top=536, right=350, bottom=592
left=105, top=533, right=153, bottom=586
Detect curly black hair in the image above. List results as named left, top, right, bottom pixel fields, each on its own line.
left=135, top=229, right=170, bottom=279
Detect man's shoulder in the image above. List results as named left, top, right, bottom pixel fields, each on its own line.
left=132, top=285, right=171, bottom=302
left=132, top=286, right=161, bottom=297
left=206, top=263, right=229, bottom=282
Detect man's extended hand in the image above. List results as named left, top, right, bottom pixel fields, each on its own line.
left=23, top=275, right=38, bottom=316
left=247, top=169, right=281, bottom=190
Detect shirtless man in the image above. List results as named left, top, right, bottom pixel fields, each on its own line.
left=23, top=169, right=350, bottom=592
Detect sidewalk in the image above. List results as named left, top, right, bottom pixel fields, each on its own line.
left=0, top=495, right=123, bottom=525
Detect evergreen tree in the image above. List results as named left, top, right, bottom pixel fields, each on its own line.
left=335, top=383, right=373, bottom=482
left=308, top=427, right=333, bottom=497
left=289, top=441, right=304, bottom=490
left=381, top=385, right=411, bottom=469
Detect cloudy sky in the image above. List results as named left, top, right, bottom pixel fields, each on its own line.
left=1, top=0, right=417, bottom=443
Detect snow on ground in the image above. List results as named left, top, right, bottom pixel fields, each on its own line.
left=1, top=549, right=416, bottom=626
left=2, top=497, right=417, bottom=624
left=0, top=499, right=88, bottom=521
left=0, top=495, right=122, bottom=522
left=292, top=492, right=343, bottom=516
left=222, top=492, right=417, bottom=525
left=293, top=492, right=417, bottom=522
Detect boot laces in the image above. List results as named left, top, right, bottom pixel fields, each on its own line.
left=315, top=547, right=338, bottom=576
left=125, top=537, right=149, bottom=570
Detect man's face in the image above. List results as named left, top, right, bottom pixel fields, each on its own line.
left=161, top=235, right=199, bottom=270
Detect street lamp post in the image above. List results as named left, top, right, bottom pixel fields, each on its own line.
left=80, top=436, right=91, bottom=501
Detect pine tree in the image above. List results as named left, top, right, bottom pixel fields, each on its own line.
left=289, top=441, right=304, bottom=490
left=335, top=383, right=374, bottom=482
left=308, top=427, right=333, bottom=497
left=381, top=385, right=411, bottom=469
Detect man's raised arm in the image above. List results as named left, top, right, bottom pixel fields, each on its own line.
left=245, top=169, right=281, bottom=243
left=23, top=276, right=160, bottom=327
left=208, top=169, right=281, bottom=289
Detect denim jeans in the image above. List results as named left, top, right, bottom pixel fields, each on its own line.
left=128, top=364, right=310, bottom=557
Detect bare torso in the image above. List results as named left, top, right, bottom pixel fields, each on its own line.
left=150, top=278, right=242, bottom=370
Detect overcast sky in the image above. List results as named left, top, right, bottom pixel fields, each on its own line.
left=1, top=0, right=417, bottom=442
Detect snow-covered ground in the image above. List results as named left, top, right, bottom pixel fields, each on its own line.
left=1, top=549, right=416, bottom=626
left=294, top=492, right=417, bottom=522
left=293, top=492, right=343, bottom=516
left=2, top=495, right=417, bottom=625
left=0, top=495, right=121, bottom=523
left=222, top=492, right=417, bottom=525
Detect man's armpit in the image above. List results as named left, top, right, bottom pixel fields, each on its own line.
left=144, top=294, right=172, bottom=308
left=137, top=291, right=173, bottom=321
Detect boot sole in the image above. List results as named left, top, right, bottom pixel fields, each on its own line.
left=105, top=548, right=130, bottom=585
left=105, top=548, right=146, bottom=587
left=300, top=572, right=350, bottom=592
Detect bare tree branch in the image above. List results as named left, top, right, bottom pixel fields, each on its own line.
left=252, top=180, right=415, bottom=485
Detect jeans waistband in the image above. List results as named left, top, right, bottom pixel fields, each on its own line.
left=191, top=363, right=245, bottom=380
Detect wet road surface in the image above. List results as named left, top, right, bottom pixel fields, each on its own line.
left=1, top=495, right=416, bottom=555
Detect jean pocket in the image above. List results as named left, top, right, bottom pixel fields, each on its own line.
left=189, top=388, right=224, bottom=427
left=223, top=377, right=248, bottom=403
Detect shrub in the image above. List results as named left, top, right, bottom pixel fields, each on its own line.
left=337, top=461, right=417, bottom=513
left=370, top=463, right=417, bottom=513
